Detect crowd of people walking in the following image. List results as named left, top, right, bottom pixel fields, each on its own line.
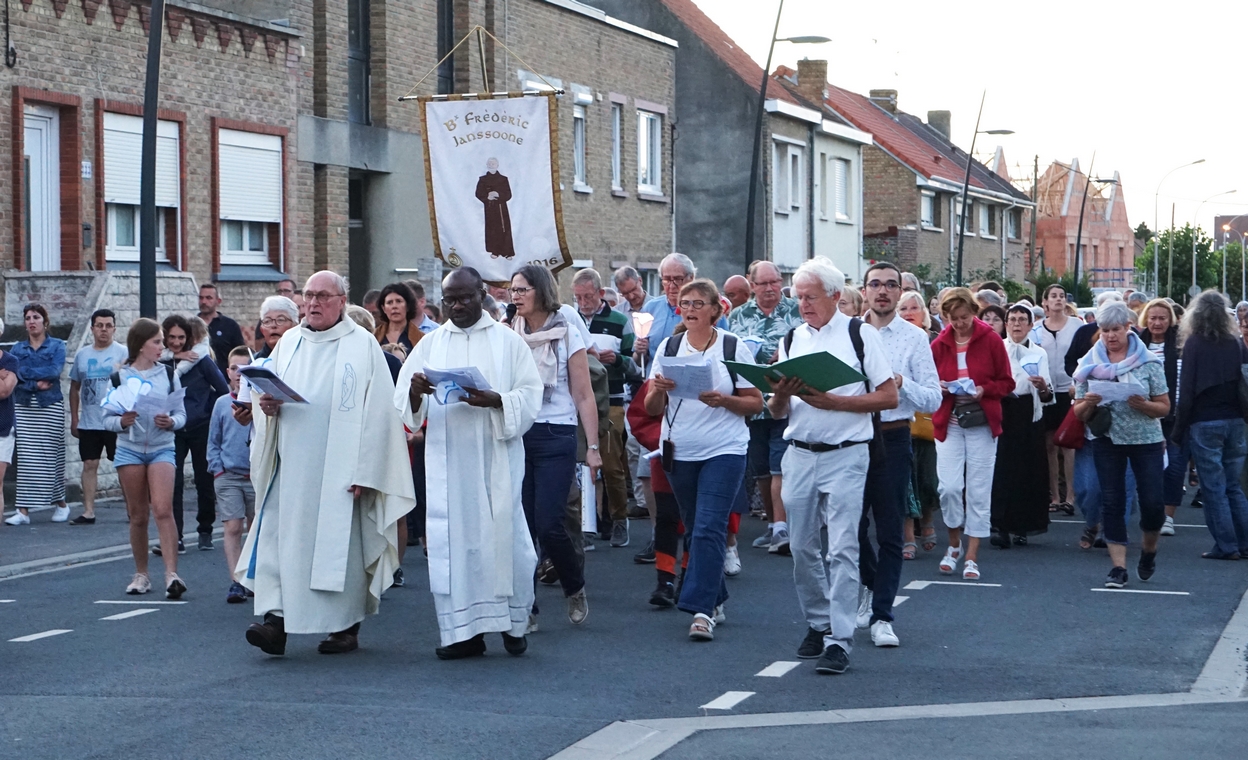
left=3, top=258, right=1246, bottom=675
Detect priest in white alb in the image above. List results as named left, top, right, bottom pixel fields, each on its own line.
left=237, top=270, right=415, bottom=656
left=395, top=267, right=543, bottom=660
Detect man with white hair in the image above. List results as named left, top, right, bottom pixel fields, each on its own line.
left=1126, top=291, right=1149, bottom=316
left=612, top=266, right=656, bottom=317
left=768, top=257, right=897, bottom=675
left=633, top=253, right=725, bottom=364
left=237, top=271, right=415, bottom=656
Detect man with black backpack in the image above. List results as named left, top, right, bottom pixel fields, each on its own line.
left=767, top=257, right=897, bottom=676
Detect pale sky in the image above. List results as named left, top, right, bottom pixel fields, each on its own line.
left=695, top=0, right=1248, bottom=240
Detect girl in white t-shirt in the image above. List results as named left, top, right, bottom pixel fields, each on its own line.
left=645, top=279, right=763, bottom=642
left=510, top=265, right=601, bottom=635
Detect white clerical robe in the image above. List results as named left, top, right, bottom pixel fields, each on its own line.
left=236, top=318, right=416, bottom=634
left=394, top=313, right=542, bottom=645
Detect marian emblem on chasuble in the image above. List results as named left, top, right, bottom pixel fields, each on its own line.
left=340, top=364, right=357, bottom=412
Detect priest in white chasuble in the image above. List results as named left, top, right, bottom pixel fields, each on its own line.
left=237, top=270, right=415, bottom=656
left=395, top=267, right=543, bottom=660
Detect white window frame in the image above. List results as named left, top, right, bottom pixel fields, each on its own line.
left=572, top=104, right=590, bottom=192
left=105, top=203, right=167, bottom=262
left=979, top=203, right=996, bottom=238
left=956, top=198, right=974, bottom=237
left=833, top=158, right=850, bottom=221
left=218, top=128, right=283, bottom=266
left=772, top=142, right=789, bottom=213
left=637, top=110, right=662, bottom=195
left=789, top=150, right=802, bottom=211
left=610, top=103, right=623, bottom=191
left=221, top=220, right=269, bottom=260
left=1007, top=208, right=1021, bottom=239
left=920, top=191, right=936, bottom=227
left=817, top=152, right=828, bottom=219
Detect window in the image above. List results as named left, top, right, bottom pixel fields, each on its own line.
left=1008, top=208, right=1021, bottom=239
left=772, top=143, right=789, bottom=211
left=218, top=128, right=282, bottom=266
left=789, top=152, right=801, bottom=210
left=347, top=0, right=371, bottom=124
left=637, top=111, right=662, bottom=195
left=921, top=192, right=936, bottom=226
left=979, top=203, right=996, bottom=237
left=102, top=112, right=179, bottom=263
left=956, top=199, right=970, bottom=235
left=818, top=153, right=828, bottom=217
left=834, top=158, right=850, bottom=220
left=573, top=104, right=588, bottom=190
left=610, top=103, right=622, bottom=191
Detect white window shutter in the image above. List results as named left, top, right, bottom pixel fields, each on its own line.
left=219, top=129, right=283, bottom=223
left=834, top=158, right=849, bottom=218
left=103, top=113, right=179, bottom=207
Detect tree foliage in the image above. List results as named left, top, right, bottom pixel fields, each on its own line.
left=1134, top=224, right=1217, bottom=303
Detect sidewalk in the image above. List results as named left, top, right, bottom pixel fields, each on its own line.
left=0, top=496, right=221, bottom=578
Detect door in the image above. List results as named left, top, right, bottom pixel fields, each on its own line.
left=23, top=105, right=60, bottom=271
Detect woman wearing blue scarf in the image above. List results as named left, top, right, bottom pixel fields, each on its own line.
left=1072, top=301, right=1170, bottom=589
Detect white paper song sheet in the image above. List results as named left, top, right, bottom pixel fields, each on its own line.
left=238, top=366, right=309, bottom=403
left=658, top=354, right=714, bottom=401
left=133, top=388, right=186, bottom=417
left=588, top=334, right=622, bottom=353
left=424, top=366, right=493, bottom=405
left=1088, top=380, right=1147, bottom=405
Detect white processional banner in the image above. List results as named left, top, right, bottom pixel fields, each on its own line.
left=420, top=92, right=571, bottom=285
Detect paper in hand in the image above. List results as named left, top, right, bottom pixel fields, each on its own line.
left=1087, top=379, right=1146, bottom=405
left=946, top=378, right=978, bottom=396
left=588, top=334, right=622, bottom=353
left=658, top=354, right=714, bottom=401
left=238, top=366, right=309, bottom=403
left=424, top=366, right=493, bottom=405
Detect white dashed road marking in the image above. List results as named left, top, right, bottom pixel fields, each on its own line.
left=94, top=600, right=187, bottom=605
left=904, top=580, right=1002, bottom=590
left=700, top=691, right=754, bottom=711
left=755, top=661, right=801, bottom=678
left=894, top=595, right=909, bottom=606
left=9, top=629, right=72, bottom=642
left=1091, top=588, right=1190, bottom=596
left=100, top=608, right=159, bottom=621
left=0, top=599, right=14, bottom=603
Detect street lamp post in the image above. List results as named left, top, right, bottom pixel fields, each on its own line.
left=1153, top=159, right=1205, bottom=297
left=743, top=0, right=828, bottom=271
left=1191, top=189, right=1237, bottom=301
left=138, top=0, right=166, bottom=318
left=952, top=91, right=1013, bottom=285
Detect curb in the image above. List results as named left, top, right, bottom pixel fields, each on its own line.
left=0, top=527, right=227, bottom=581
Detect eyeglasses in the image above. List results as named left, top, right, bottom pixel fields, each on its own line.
left=303, top=291, right=343, bottom=303
left=509, top=286, right=534, bottom=296
left=865, top=280, right=901, bottom=292
left=661, top=276, right=689, bottom=285
left=678, top=299, right=710, bottom=311
left=260, top=316, right=294, bottom=327
left=442, top=294, right=477, bottom=307
left=751, top=279, right=783, bottom=288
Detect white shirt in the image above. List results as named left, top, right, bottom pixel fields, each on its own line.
left=777, top=311, right=895, bottom=446
left=535, top=312, right=588, bottom=426
left=1028, top=316, right=1081, bottom=392
left=869, top=315, right=941, bottom=423
left=652, top=330, right=755, bottom=461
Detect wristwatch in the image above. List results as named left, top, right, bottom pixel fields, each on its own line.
left=588, top=444, right=600, bottom=451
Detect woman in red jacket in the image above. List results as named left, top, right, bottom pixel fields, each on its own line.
left=931, top=288, right=1015, bottom=580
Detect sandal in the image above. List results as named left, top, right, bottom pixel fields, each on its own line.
left=938, top=545, right=961, bottom=575
left=1049, top=502, right=1062, bottom=513
left=689, top=613, right=715, bottom=641
left=1079, top=526, right=1098, bottom=550
left=902, top=542, right=918, bottom=561
left=920, top=526, right=937, bottom=552
left=962, top=560, right=980, bottom=580
left=1058, top=502, right=1075, bottom=516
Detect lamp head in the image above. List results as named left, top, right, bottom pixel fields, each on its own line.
left=778, top=35, right=831, bottom=44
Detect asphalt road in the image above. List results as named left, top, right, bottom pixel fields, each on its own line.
left=0, top=497, right=1245, bottom=759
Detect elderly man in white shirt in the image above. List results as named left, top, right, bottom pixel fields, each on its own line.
left=858, top=262, right=942, bottom=648
left=768, top=257, right=897, bottom=676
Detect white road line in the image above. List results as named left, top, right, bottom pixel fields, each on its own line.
left=699, top=692, right=754, bottom=711
left=9, top=629, right=72, bottom=642
left=0, top=599, right=15, bottom=603
left=100, top=608, right=159, bottom=621
left=1091, top=588, right=1191, bottom=596
left=894, top=595, right=909, bottom=606
left=904, top=580, right=1002, bottom=590
left=755, top=661, right=800, bottom=678
left=94, top=600, right=187, bottom=605
left=1051, top=519, right=1206, bottom=528
left=1192, top=587, right=1248, bottom=696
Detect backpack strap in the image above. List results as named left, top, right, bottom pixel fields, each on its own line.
left=111, top=364, right=175, bottom=388
left=722, top=333, right=738, bottom=387
left=849, top=318, right=869, bottom=391
left=663, top=333, right=683, bottom=357
left=110, top=370, right=121, bottom=389
left=783, top=328, right=795, bottom=357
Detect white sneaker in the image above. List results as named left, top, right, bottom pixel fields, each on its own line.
left=870, top=620, right=899, bottom=647
left=723, top=545, right=742, bottom=577
left=1160, top=516, right=1175, bottom=536
left=4, top=511, right=29, bottom=526
left=712, top=604, right=726, bottom=625
left=855, top=586, right=873, bottom=629
left=51, top=506, right=70, bottom=523
left=751, top=528, right=773, bottom=549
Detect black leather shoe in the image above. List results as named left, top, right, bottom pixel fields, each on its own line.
left=245, top=614, right=287, bottom=656
left=436, top=633, right=486, bottom=660
left=502, top=633, right=527, bottom=655
left=989, top=530, right=1011, bottom=549
left=318, top=623, right=360, bottom=654
left=649, top=580, right=675, bottom=608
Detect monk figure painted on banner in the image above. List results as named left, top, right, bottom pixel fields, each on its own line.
left=476, top=157, right=516, bottom=259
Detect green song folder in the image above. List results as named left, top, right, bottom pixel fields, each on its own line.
left=723, top=352, right=867, bottom=394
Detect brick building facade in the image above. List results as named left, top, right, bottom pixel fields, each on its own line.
left=1034, top=159, right=1134, bottom=290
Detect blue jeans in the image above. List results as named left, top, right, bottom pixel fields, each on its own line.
left=858, top=427, right=910, bottom=624
left=667, top=454, right=744, bottom=616
left=1075, top=444, right=1137, bottom=531
left=521, top=423, right=584, bottom=597
left=1163, top=439, right=1188, bottom=507
left=1090, top=439, right=1165, bottom=545
left=1188, top=419, right=1248, bottom=555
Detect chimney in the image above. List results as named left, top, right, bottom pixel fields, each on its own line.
left=927, top=110, right=951, bottom=140
left=868, top=89, right=898, bottom=114
left=795, top=59, right=828, bottom=105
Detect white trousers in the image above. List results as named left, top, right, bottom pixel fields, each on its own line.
left=781, top=444, right=868, bottom=655
left=935, top=423, right=997, bottom=539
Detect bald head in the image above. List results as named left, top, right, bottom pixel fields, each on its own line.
left=724, top=275, right=751, bottom=311
left=303, top=271, right=348, bottom=331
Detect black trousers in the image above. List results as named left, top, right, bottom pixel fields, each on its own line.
left=173, top=423, right=215, bottom=537
left=407, top=439, right=427, bottom=540
left=858, top=426, right=911, bottom=625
